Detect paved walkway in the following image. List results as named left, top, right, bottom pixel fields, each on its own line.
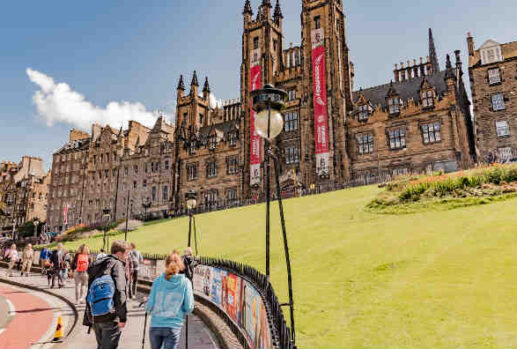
left=0, top=270, right=219, bottom=349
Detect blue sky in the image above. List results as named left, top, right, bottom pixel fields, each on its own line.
left=1, top=0, right=516, bottom=168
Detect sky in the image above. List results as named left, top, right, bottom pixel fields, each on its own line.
left=1, top=0, right=516, bottom=169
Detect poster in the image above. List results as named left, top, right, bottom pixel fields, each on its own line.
left=311, top=28, right=330, bottom=177
left=250, top=48, right=262, bottom=186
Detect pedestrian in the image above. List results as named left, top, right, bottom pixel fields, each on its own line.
left=96, top=249, right=107, bottom=261
left=146, top=253, right=194, bottom=349
left=181, top=247, right=197, bottom=282
left=62, top=250, right=72, bottom=280
left=72, top=244, right=90, bottom=304
left=4, top=244, right=19, bottom=277
left=50, top=243, right=65, bottom=288
left=124, top=251, right=134, bottom=300
left=128, top=242, right=143, bottom=299
left=21, top=244, right=34, bottom=277
left=40, top=246, right=52, bottom=275
left=84, top=240, right=129, bottom=349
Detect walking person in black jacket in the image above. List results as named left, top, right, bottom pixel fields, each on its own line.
left=50, top=243, right=65, bottom=288
left=84, top=241, right=130, bottom=349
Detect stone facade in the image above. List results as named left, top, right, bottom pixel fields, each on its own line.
left=0, top=157, right=50, bottom=234
left=468, top=35, right=517, bottom=163
left=46, top=0, right=477, bottom=230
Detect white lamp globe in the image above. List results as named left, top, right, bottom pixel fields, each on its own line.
left=186, top=199, right=197, bottom=210
left=255, top=109, right=284, bottom=140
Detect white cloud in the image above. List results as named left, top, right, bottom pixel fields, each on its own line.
left=26, top=68, right=170, bottom=130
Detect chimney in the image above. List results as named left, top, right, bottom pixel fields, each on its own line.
left=467, top=32, right=475, bottom=57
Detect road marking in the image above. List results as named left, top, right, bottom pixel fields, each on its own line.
left=0, top=298, right=16, bottom=335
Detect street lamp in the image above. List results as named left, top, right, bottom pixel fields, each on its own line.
left=33, top=218, right=39, bottom=238
left=124, top=197, right=134, bottom=242
left=142, top=200, right=151, bottom=222
left=185, top=190, right=198, bottom=254
left=102, top=208, right=111, bottom=251
left=251, top=83, right=296, bottom=345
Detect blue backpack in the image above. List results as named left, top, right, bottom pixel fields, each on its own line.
left=87, top=275, right=115, bottom=317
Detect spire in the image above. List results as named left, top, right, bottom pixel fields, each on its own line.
left=191, top=71, right=199, bottom=87
left=177, top=75, right=185, bottom=90
left=428, top=28, right=440, bottom=73
left=274, top=0, right=283, bottom=19
left=243, top=0, right=253, bottom=15
left=203, top=77, right=210, bottom=93
left=262, top=0, right=272, bottom=8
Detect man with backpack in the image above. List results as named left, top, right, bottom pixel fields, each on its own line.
left=84, top=241, right=130, bottom=349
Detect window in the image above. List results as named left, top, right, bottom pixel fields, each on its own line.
left=357, top=133, right=374, bottom=154
left=145, top=163, right=148, bottom=173
left=206, top=162, right=217, bottom=178
left=422, top=122, right=442, bottom=144
left=133, top=181, right=137, bottom=189
left=285, top=112, right=299, bottom=132
left=164, top=160, right=170, bottom=170
left=421, top=90, right=435, bottom=108
left=199, top=113, right=204, bottom=125
left=93, top=155, right=97, bottom=165
left=227, top=157, right=238, bottom=175
left=124, top=167, right=129, bottom=176
left=227, top=188, right=237, bottom=203
left=104, top=170, right=109, bottom=178
left=488, top=68, right=501, bottom=85
left=106, top=154, right=110, bottom=162
left=100, top=154, right=104, bottom=163
left=499, top=147, right=513, bottom=162
left=189, top=142, right=196, bottom=155
left=187, top=164, right=198, bottom=181
left=133, top=165, right=138, bottom=174
left=481, top=46, right=503, bottom=65
left=229, top=131, right=238, bottom=146
left=285, top=147, right=300, bottom=165
left=388, top=97, right=401, bottom=115
left=152, top=186, right=157, bottom=201
left=314, top=16, right=321, bottom=29
left=112, top=169, right=116, bottom=177
left=388, top=128, right=406, bottom=150
left=492, top=93, right=505, bottom=111
left=288, top=90, right=296, bottom=101
left=205, top=191, right=218, bottom=208
left=496, top=120, right=510, bottom=137
left=358, top=104, right=370, bottom=121
left=209, top=135, right=217, bottom=150
left=143, top=179, right=147, bottom=188
left=163, top=186, right=169, bottom=201
left=253, top=37, right=259, bottom=50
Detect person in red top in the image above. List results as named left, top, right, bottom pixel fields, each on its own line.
left=72, top=244, right=91, bottom=303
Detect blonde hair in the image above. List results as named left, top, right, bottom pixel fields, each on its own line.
left=164, top=253, right=185, bottom=280
left=77, top=244, right=89, bottom=255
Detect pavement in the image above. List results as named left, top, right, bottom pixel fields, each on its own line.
left=0, top=269, right=220, bottom=349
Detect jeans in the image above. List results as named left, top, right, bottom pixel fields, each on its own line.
left=51, top=268, right=64, bottom=287
left=74, top=270, right=88, bottom=302
left=150, top=327, right=182, bottom=349
left=94, top=321, right=121, bottom=349
left=130, top=269, right=139, bottom=298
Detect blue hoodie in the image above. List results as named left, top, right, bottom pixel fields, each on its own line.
left=146, top=273, right=194, bottom=329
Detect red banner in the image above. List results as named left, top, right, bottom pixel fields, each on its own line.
left=311, top=29, right=330, bottom=177
left=250, top=49, right=262, bottom=186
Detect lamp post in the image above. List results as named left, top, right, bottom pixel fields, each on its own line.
left=142, top=200, right=151, bottom=222
left=33, top=219, right=39, bottom=238
left=251, top=83, right=296, bottom=345
left=124, top=196, right=134, bottom=242
left=185, top=190, right=198, bottom=254
left=102, top=208, right=111, bottom=251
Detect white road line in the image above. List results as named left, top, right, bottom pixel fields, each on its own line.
left=0, top=295, right=16, bottom=336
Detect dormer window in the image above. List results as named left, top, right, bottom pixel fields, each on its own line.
left=421, top=90, right=435, bottom=109
left=388, top=97, right=401, bottom=115
left=358, top=104, right=371, bottom=121
left=209, top=135, right=217, bottom=150
left=189, top=141, right=196, bottom=155
left=229, top=131, right=238, bottom=146
left=480, top=41, right=503, bottom=65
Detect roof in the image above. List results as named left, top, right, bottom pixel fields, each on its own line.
left=470, top=40, right=517, bottom=67
left=353, top=70, right=448, bottom=109
left=55, top=138, right=90, bottom=154
left=199, top=120, right=239, bottom=139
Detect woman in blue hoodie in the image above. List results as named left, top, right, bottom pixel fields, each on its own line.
left=146, top=253, right=194, bottom=349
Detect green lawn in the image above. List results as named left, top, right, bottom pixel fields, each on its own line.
left=60, top=186, right=517, bottom=348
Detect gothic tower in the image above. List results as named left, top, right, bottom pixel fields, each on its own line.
left=241, top=0, right=285, bottom=197
left=300, top=0, right=352, bottom=186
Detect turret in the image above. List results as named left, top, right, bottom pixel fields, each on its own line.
left=203, top=77, right=210, bottom=100
left=190, top=71, right=199, bottom=97
left=261, top=0, right=272, bottom=21
left=177, top=75, right=185, bottom=99
left=445, top=54, right=457, bottom=93
left=274, top=0, right=283, bottom=27
left=243, top=0, right=253, bottom=23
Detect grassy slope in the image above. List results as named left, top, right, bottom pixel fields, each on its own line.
left=60, top=186, right=517, bottom=348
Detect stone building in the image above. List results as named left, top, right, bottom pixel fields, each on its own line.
left=47, top=0, right=477, bottom=229
left=0, top=157, right=50, bottom=235
left=347, top=30, right=475, bottom=183
left=468, top=34, right=517, bottom=163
